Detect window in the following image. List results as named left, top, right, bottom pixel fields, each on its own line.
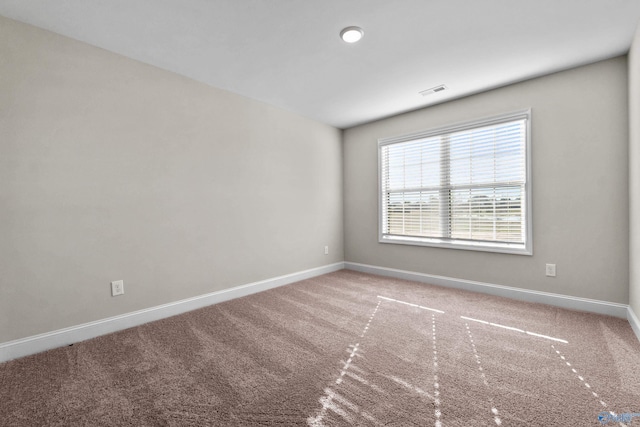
left=379, top=110, right=532, bottom=255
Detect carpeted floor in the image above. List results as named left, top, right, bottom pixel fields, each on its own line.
left=1, top=270, right=639, bottom=426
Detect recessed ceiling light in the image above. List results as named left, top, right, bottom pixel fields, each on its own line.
left=340, top=26, right=364, bottom=43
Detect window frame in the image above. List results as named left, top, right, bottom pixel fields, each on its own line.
left=378, top=109, right=533, bottom=255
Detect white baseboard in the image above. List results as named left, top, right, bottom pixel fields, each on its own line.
left=345, top=262, right=629, bottom=319
left=0, top=262, right=345, bottom=363
left=629, top=306, right=640, bottom=342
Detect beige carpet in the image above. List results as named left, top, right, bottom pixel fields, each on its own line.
left=1, top=270, right=639, bottom=426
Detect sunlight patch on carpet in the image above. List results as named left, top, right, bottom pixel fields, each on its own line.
left=465, top=322, right=502, bottom=425
left=307, top=301, right=382, bottom=426
left=461, top=316, right=568, bottom=343
left=377, top=295, right=445, bottom=313
left=551, top=344, right=620, bottom=420
left=431, top=314, right=442, bottom=427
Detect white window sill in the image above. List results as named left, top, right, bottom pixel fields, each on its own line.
left=379, top=234, right=532, bottom=256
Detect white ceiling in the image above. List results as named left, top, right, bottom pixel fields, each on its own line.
left=1, top=1, right=640, bottom=129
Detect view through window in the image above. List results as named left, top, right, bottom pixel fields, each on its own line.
left=379, top=110, right=531, bottom=255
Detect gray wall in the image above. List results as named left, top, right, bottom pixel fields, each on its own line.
left=630, top=22, right=640, bottom=317
left=344, top=57, right=629, bottom=304
left=0, top=17, right=343, bottom=343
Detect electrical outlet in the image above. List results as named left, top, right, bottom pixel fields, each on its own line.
left=545, top=264, right=556, bottom=277
left=324, top=245, right=329, bottom=255
left=111, top=280, right=124, bottom=296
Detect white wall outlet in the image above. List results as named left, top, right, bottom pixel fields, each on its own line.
left=545, top=264, right=556, bottom=277
left=111, top=280, right=125, bottom=296
left=324, top=245, right=329, bottom=255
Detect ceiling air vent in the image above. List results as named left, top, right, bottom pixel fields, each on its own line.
left=419, top=85, right=447, bottom=96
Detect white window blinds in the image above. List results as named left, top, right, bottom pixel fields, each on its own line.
left=379, top=110, right=531, bottom=255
